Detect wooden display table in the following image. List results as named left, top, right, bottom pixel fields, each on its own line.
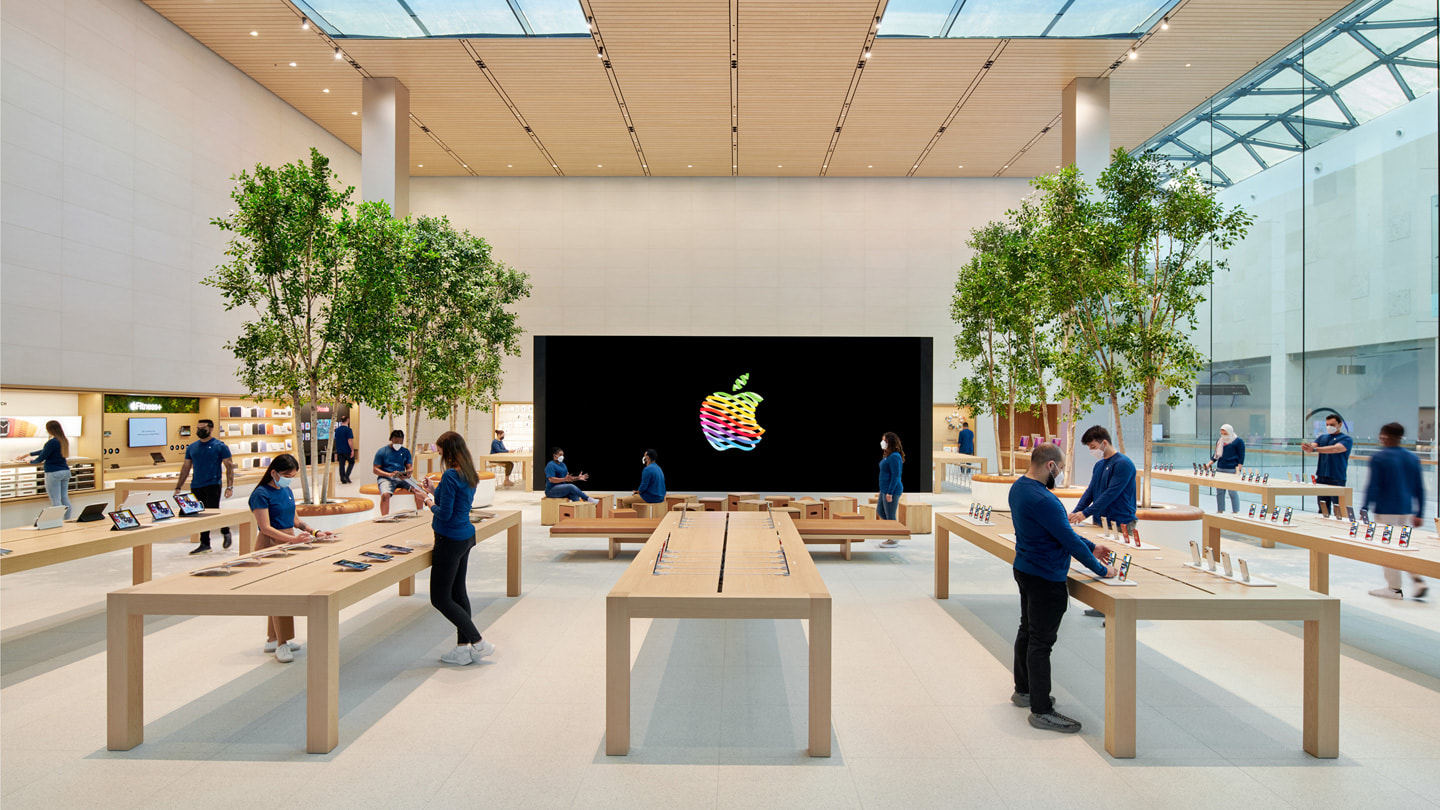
left=606, top=511, right=831, bottom=756
left=932, top=451, right=989, bottom=491
left=480, top=452, right=533, bottom=491
left=933, top=511, right=1338, bottom=759
left=2, top=508, right=257, bottom=584
left=551, top=517, right=909, bottom=560
left=1203, top=512, right=1440, bottom=594
left=110, top=472, right=266, bottom=508
left=107, top=510, right=522, bottom=755
left=1150, top=469, right=1351, bottom=548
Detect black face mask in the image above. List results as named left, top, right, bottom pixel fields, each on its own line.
left=197, top=429, right=211, bottom=439
left=1045, top=464, right=1057, bottom=490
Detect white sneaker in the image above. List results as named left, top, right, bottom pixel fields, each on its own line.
left=470, top=640, right=496, bottom=662
left=1369, top=587, right=1403, bottom=600
left=275, top=643, right=295, bottom=663
left=263, top=640, right=303, bottom=654
left=879, top=539, right=900, bottom=548
left=440, top=645, right=473, bottom=666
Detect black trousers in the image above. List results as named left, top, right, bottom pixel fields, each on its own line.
left=1315, top=475, right=1343, bottom=513
left=337, top=454, right=356, bottom=483
left=1014, top=568, right=1070, bottom=715
left=192, top=484, right=231, bottom=546
left=430, top=533, right=482, bottom=645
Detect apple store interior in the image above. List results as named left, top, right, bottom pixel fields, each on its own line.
left=2, top=0, right=1438, bottom=807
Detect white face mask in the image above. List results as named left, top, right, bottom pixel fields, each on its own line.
left=556, top=455, right=564, bottom=464
left=1089, top=446, right=1104, bottom=460
left=391, top=442, right=403, bottom=451
left=880, top=440, right=888, bottom=450
left=1326, top=425, right=1339, bottom=435
left=641, top=457, right=647, bottom=466
left=1220, top=433, right=1232, bottom=444
left=277, top=475, right=295, bottom=488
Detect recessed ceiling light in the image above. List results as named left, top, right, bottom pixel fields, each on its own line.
left=301, top=21, right=310, bottom=30
left=508, top=164, right=513, bottom=167
left=597, top=164, right=603, bottom=167
left=250, top=30, right=258, bottom=36
left=322, top=88, right=329, bottom=93
left=334, top=49, right=343, bottom=60
left=777, top=165, right=782, bottom=168
left=289, top=62, right=297, bottom=67
left=350, top=111, right=357, bottom=115
left=1185, top=63, right=1192, bottom=67
left=958, top=165, right=964, bottom=168
left=418, top=164, right=423, bottom=167
left=1128, top=50, right=1137, bottom=60
left=462, top=164, right=468, bottom=168
left=1161, top=17, right=1170, bottom=30
left=863, top=51, right=871, bottom=59
left=868, top=165, right=873, bottom=168
left=688, top=164, right=693, bottom=167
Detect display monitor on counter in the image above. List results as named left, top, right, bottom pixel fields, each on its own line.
left=127, top=417, right=167, bottom=448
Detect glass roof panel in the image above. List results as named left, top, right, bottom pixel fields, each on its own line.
left=404, top=0, right=524, bottom=36
left=1398, top=63, right=1440, bottom=95
left=296, top=0, right=423, bottom=38
left=878, top=0, right=956, bottom=37
left=1334, top=66, right=1410, bottom=122
left=1210, top=145, right=1262, bottom=184
left=1219, top=93, right=1301, bottom=116
left=1255, top=122, right=1301, bottom=147
left=1046, top=0, right=1172, bottom=37
left=1255, top=67, right=1314, bottom=92
left=1302, top=33, right=1377, bottom=85
left=1403, top=34, right=1438, bottom=62
left=1247, top=143, right=1299, bottom=169
left=1299, top=93, right=1349, bottom=124
left=1363, top=0, right=1440, bottom=23
left=947, top=0, right=1066, bottom=38
left=514, top=0, right=589, bottom=35
left=1355, top=26, right=1429, bottom=54
left=1177, top=122, right=1223, bottom=154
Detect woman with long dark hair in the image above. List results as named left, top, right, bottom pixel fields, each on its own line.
left=420, top=431, right=494, bottom=666
left=13, top=421, right=71, bottom=518
left=877, top=431, right=905, bottom=546
left=248, top=454, right=331, bottom=663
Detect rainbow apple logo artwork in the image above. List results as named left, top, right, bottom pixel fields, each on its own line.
left=700, top=373, right=765, bottom=451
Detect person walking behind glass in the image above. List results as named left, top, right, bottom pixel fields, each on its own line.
left=248, top=454, right=332, bottom=662
left=419, top=431, right=496, bottom=666
left=176, top=419, right=236, bottom=553
left=332, top=414, right=356, bottom=485
left=1211, top=424, right=1246, bottom=513
left=1302, top=414, right=1351, bottom=517
left=13, top=421, right=71, bottom=519
left=1364, top=423, right=1427, bottom=601
left=877, top=432, right=905, bottom=547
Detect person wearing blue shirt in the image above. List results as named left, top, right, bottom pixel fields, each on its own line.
left=958, top=421, right=975, bottom=456
left=545, top=447, right=596, bottom=503
left=490, top=429, right=515, bottom=486
left=332, top=414, right=356, bottom=485
left=634, top=448, right=666, bottom=503
left=877, top=432, right=905, bottom=547
left=1209, top=424, right=1246, bottom=513
left=1364, top=422, right=1427, bottom=601
left=418, top=432, right=496, bottom=666
left=373, top=429, right=423, bottom=516
left=1302, top=414, right=1352, bottom=517
left=13, top=421, right=71, bottom=519
left=1010, top=443, right=1117, bottom=734
left=1069, top=426, right=1138, bottom=530
left=176, top=419, right=237, bottom=554
left=247, top=454, right=332, bottom=663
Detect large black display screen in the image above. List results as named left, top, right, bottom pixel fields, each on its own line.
left=535, top=336, right=932, bottom=493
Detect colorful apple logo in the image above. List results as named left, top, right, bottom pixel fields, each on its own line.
left=700, top=373, right=765, bottom=451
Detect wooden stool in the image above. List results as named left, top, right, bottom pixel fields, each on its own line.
left=699, top=497, right=726, bottom=512
left=858, top=503, right=877, bottom=520
left=632, top=501, right=666, bottom=519
left=795, top=500, right=824, bottom=520
left=738, top=499, right=769, bottom=512
left=728, top=492, right=758, bottom=511
left=664, top=494, right=697, bottom=510
left=899, top=501, right=933, bottom=534
left=764, top=495, right=792, bottom=507
left=558, top=501, right=597, bottom=521
left=612, top=508, right=638, bottom=519
left=774, top=506, right=802, bottom=520
left=833, top=513, right=863, bottom=521
left=615, top=494, right=641, bottom=509
left=822, top=496, right=856, bottom=517
left=541, top=497, right=566, bottom=526
left=671, top=502, right=705, bottom=511
left=594, top=493, right=613, bottom=519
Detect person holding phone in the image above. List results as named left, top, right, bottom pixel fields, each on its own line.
left=418, top=432, right=495, bottom=666
left=544, top=447, right=596, bottom=503
left=332, top=414, right=356, bottom=485
left=373, top=429, right=424, bottom=516
left=876, top=433, right=905, bottom=547
left=1068, top=426, right=1137, bottom=531
left=13, top=421, right=71, bottom=519
left=1009, top=443, right=1116, bottom=734
left=1365, top=422, right=1427, bottom=600
left=1301, top=414, right=1351, bottom=517
left=1209, top=424, right=1246, bottom=512
left=248, top=454, right=332, bottom=663
left=634, top=448, right=666, bottom=504
left=176, top=418, right=236, bottom=554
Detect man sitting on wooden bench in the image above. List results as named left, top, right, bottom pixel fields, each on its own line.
left=633, top=449, right=665, bottom=505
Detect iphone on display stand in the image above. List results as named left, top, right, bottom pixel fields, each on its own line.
left=1258, top=504, right=1269, bottom=520
left=1262, top=473, right=1269, bottom=484
left=1248, top=504, right=1257, bottom=518
left=1364, top=524, right=1376, bottom=541
left=1360, top=508, right=1370, bottom=524
left=1117, top=553, right=1133, bottom=582
left=1189, top=540, right=1203, bottom=566
left=1220, top=551, right=1234, bottom=578
left=1348, top=522, right=1358, bottom=538
left=1238, top=558, right=1252, bottom=583
left=1346, top=506, right=1356, bottom=522
left=1381, top=525, right=1393, bottom=545
left=1398, top=526, right=1412, bottom=548
left=1203, top=547, right=1217, bottom=572
left=1283, top=507, right=1293, bottom=524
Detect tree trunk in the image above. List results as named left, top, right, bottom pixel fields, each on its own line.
left=1109, top=392, right=1126, bottom=454
left=1007, top=380, right=1017, bottom=476
left=1064, top=396, right=1079, bottom=464
left=292, top=391, right=311, bottom=504
left=319, top=400, right=338, bottom=503
left=1141, top=379, right=1156, bottom=508
left=306, top=383, right=321, bottom=504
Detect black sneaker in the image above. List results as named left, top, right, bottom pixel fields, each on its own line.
left=222, top=534, right=232, bottom=550
left=1011, top=692, right=1031, bottom=708
left=1083, top=609, right=1104, bottom=618
left=189, top=544, right=212, bottom=555
left=1029, top=711, right=1082, bottom=734
left=1413, top=583, right=1429, bottom=600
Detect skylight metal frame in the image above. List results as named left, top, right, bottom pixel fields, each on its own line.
left=878, top=0, right=1182, bottom=40
left=293, top=0, right=592, bottom=38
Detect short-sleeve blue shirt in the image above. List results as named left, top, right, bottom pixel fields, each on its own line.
left=1315, top=432, right=1352, bottom=483
left=544, top=460, right=568, bottom=497
left=373, top=445, right=413, bottom=476
left=248, top=482, right=296, bottom=530
left=332, top=425, right=353, bottom=456
left=185, top=438, right=232, bottom=488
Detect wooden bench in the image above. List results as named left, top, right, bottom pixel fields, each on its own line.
left=107, top=510, right=522, bottom=755
left=550, top=517, right=910, bottom=560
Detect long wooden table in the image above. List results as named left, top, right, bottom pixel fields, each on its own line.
left=933, top=511, right=1339, bottom=759
left=1, top=509, right=257, bottom=585
left=1150, top=469, right=1351, bottom=548
left=933, top=451, right=988, bottom=491
left=1204, top=511, right=1440, bottom=594
left=106, top=510, right=521, bottom=754
left=606, top=511, right=831, bottom=756
left=551, top=516, right=909, bottom=560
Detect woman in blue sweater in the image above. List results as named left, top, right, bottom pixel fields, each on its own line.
left=420, top=431, right=495, bottom=666
left=877, top=432, right=904, bottom=546
left=1210, top=424, right=1246, bottom=513
left=12, top=421, right=71, bottom=518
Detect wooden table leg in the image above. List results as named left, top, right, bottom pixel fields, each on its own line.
left=608, top=539, right=617, bottom=560
left=809, top=595, right=832, bottom=757
left=1310, top=550, right=1330, bottom=594
left=934, top=462, right=944, bottom=493
left=842, top=540, right=851, bottom=561
left=106, top=596, right=144, bottom=750
left=935, top=526, right=949, bottom=599
left=606, top=595, right=630, bottom=755
left=1303, top=600, right=1340, bottom=758
left=506, top=522, right=521, bottom=597
left=237, top=520, right=255, bottom=556
left=306, top=600, right=340, bottom=754
left=1104, top=600, right=1137, bottom=758
left=1204, top=520, right=1222, bottom=563
left=1336, top=491, right=1350, bottom=517
left=398, top=576, right=415, bottom=596
left=131, top=543, right=152, bottom=585
left=1261, top=495, right=1276, bottom=548
left=1189, top=484, right=1200, bottom=508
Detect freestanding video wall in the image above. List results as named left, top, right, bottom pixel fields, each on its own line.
left=535, top=336, right=932, bottom=493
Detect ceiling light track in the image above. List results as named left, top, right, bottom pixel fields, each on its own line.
left=907, top=39, right=1006, bottom=177
left=996, top=112, right=1060, bottom=177
left=1101, top=0, right=1194, bottom=77
left=460, top=39, right=563, bottom=176
left=578, top=1, right=650, bottom=176
left=280, top=1, right=368, bottom=75
left=820, top=1, right=889, bottom=177
left=410, top=113, right=476, bottom=176
left=730, top=0, right=740, bottom=177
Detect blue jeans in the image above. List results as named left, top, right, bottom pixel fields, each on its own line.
left=1215, top=467, right=1238, bottom=512
left=548, top=484, right=587, bottom=502
left=44, top=469, right=72, bottom=519
left=876, top=492, right=900, bottom=520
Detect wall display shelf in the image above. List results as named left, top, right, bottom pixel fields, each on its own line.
left=495, top=402, right=534, bottom=452
left=0, top=458, right=97, bottom=503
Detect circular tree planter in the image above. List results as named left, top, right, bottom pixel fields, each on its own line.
left=1133, top=503, right=1204, bottom=547
left=297, top=496, right=376, bottom=532
left=969, top=473, right=1088, bottom=512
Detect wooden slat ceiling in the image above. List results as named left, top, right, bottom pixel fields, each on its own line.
left=141, top=0, right=1352, bottom=178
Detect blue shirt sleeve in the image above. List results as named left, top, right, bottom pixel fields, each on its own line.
left=1038, top=491, right=1108, bottom=577
left=1234, top=438, right=1245, bottom=466
left=433, top=470, right=458, bottom=524
left=1082, top=455, right=1135, bottom=519
left=31, top=439, right=62, bottom=467
left=1364, top=454, right=1382, bottom=513
left=373, top=447, right=386, bottom=469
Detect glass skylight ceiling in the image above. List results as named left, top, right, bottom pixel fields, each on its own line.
left=1140, top=0, right=1439, bottom=186
left=294, top=0, right=589, bottom=38
left=879, top=0, right=1181, bottom=39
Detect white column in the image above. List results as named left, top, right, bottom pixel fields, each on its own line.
left=1062, top=77, right=1110, bottom=179
left=362, top=77, right=410, bottom=217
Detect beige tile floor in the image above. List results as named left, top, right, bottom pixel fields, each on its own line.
left=2, top=481, right=1438, bottom=809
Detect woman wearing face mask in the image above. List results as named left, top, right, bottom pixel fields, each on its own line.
left=876, top=432, right=905, bottom=545
left=1211, top=424, right=1246, bottom=513
left=248, top=454, right=331, bottom=663
left=633, top=449, right=666, bottom=504
left=545, top=447, right=596, bottom=503
left=418, top=432, right=496, bottom=665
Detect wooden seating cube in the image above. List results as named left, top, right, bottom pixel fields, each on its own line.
left=796, top=500, right=825, bottom=520
left=664, top=494, right=697, bottom=509
left=611, top=508, right=639, bottom=519
left=593, top=493, right=614, bottom=518
left=728, top=492, right=759, bottom=511
left=558, top=501, right=597, bottom=521
left=632, top=501, right=666, bottom=519
left=858, top=503, right=877, bottom=520
left=898, top=501, right=933, bottom=534
left=671, top=502, right=705, bottom=511
left=764, top=495, right=792, bottom=507
left=541, top=497, right=566, bottom=526
left=699, top=497, right=726, bottom=512
left=615, top=494, right=641, bottom=509
left=738, top=499, right=769, bottom=512
left=822, top=496, right=856, bottom=517
left=775, top=506, right=802, bottom=520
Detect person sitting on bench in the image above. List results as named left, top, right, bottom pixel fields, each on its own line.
left=545, top=447, right=596, bottom=503
left=490, top=430, right=515, bottom=486
left=634, top=448, right=665, bottom=504
left=373, top=429, right=425, bottom=516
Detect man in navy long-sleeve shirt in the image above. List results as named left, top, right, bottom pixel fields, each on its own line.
left=1009, top=443, right=1116, bottom=735
left=1365, top=422, right=1427, bottom=600
left=634, top=449, right=666, bottom=504
left=1068, top=426, right=1137, bottom=531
